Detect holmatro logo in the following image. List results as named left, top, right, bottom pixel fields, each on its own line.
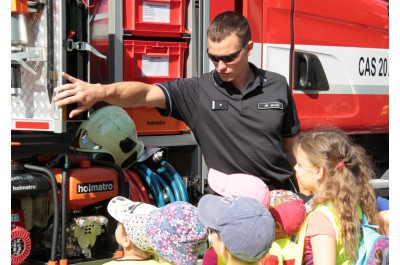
left=77, top=181, right=114, bottom=194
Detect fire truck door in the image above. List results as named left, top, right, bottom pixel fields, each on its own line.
left=289, top=0, right=389, bottom=133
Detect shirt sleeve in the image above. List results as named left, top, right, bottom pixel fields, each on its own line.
left=281, top=85, right=301, bottom=138
left=155, top=78, right=200, bottom=127
left=305, top=210, right=337, bottom=240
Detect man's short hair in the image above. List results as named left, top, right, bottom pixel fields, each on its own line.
left=207, top=11, right=251, bottom=47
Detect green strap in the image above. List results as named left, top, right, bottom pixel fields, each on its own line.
left=294, top=212, right=310, bottom=265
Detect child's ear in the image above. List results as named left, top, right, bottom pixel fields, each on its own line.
left=122, top=234, right=132, bottom=248
left=274, top=221, right=287, bottom=239
left=275, top=221, right=283, bottom=231
left=316, top=166, right=325, bottom=182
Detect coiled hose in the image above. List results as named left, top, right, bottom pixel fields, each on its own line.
left=157, top=166, right=182, bottom=201
left=125, top=169, right=151, bottom=203
left=160, top=160, right=189, bottom=202
left=136, top=163, right=165, bottom=207
left=135, top=160, right=189, bottom=206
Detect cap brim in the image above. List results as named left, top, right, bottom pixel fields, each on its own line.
left=107, top=196, right=157, bottom=223
left=208, top=168, right=270, bottom=207
left=207, top=168, right=229, bottom=196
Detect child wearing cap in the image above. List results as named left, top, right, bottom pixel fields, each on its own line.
left=203, top=168, right=306, bottom=265
left=198, top=194, right=276, bottom=265
left=106, top=196, right=208, bottom=265
left=260, top=190, right=306, bottom=265
left=201, top=168, right=272, bottom=265
left=145, top=200, right=208, bottom=265
left=105, top=196, right=159, bottom=264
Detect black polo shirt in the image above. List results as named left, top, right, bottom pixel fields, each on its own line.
left=156, top=63, right=300, bottom=188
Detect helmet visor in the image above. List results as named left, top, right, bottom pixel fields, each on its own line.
left=76, top=128, right=102, bottom=150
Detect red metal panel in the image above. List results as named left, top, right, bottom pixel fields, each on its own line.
left=209, top=0, right=235, bottom=22
left=242, top=0, right=263, bottom=43
left=293, top=94, right=389, bottom=133
left=293, top=0, right=388, bottom=48
left=290, top=0, right=389, bottom=133
left=262, top=0, right=292, bottom=44
left=15, top=122, right=50, bottom=130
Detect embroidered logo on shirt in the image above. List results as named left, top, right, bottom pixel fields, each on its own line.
left=258, top=102, right=283, bottom=110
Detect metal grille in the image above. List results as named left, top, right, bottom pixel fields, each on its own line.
left=11, top=0, right=64, bottom=132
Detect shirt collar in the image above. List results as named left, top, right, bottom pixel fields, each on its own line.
left=212, top=63, right=267, bottom=92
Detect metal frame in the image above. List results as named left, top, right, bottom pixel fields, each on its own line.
left=105, top=0, right=205, bottom=192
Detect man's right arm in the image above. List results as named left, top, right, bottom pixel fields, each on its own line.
left=54, top=72, right=166, bottom=118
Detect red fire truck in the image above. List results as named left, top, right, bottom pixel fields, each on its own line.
left=11, top=0, right=388, bottom=264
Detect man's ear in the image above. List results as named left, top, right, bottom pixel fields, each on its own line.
left=246, top=41, right=254, bottom=56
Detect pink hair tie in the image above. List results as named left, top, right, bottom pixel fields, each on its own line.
left=337, top=161, right=345, bottom=169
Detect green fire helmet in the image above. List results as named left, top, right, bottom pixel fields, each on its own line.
left=73, top=106, right=145, bottom=169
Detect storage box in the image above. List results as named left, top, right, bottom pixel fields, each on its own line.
left=123, top=40, right=190, bottom=135
left=123, top=0, right=188, bottom=37
left=124, top=106, right=190, bottom=135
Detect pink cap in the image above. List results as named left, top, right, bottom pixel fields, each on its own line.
left=207, top=168, right=270, bottom=208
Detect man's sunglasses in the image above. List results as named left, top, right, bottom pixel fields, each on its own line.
left=207, top=47, right=243, bottom=63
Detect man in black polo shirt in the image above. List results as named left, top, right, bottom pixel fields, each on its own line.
left=54, top=11, right=301, bottom=191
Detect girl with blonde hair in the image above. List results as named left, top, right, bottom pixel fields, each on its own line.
left=293, top=128, right=380, bottom=264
